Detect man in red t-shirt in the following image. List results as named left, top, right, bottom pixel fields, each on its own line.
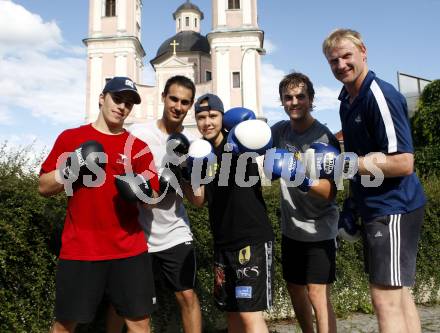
left=39, top=77, right=159, bottom=333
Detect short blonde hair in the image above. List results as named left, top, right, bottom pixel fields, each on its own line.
left=322, top=28, right=365, bottom=56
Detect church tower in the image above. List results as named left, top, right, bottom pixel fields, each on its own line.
left=208, top=0, right=264, bottom=116
left=83, top=0, right=145, bottom=123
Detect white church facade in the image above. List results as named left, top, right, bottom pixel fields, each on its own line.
left=83, top=0, right=265, bottom=129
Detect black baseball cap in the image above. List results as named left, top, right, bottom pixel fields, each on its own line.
left=102, top=77, right=141, bottom=104
left=194, top=93, right=224, bottom=114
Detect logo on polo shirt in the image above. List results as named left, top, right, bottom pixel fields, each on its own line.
left=355, top=114, right=362, bottom=123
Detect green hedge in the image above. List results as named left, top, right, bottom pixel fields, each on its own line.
left=0, top=144, right=64, bottom=333
left=1, top=143, right=439, bottom=332
left=414, top=145, right=440, bottom=176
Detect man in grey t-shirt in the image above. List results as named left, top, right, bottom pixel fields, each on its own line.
left=271, top=72, right=339, bottom=333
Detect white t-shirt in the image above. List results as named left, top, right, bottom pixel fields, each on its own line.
left=129, top=121, right=198, bottom=252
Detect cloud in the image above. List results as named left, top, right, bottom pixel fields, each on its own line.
left=0, top=1, right=86, bottom=125
left=261, top=62, right=285, bottom=109
left=260, top=61, right=341, bottom=128
left=0, top=105, right=13, bottom=125
left=314, top=86, right=341, bottom=111
left=0, top=0, right=62, bottom=55
left=0, top=132, right=49, bottom=172
left=263, top=39, right=277, bottom=54
left=264, top=107, right=288, bottom=126
left=0, top=52, right=86, bottom=124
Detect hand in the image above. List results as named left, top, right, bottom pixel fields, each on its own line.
left=226, top=119, right=273, bottom=155
left=158, top=163, right=183, bottom=195
left=222, top=107, right=256, bottom=132
left=263, top=148, right=314, bottom=192
left=338, top=197, right=361, bottom=242
left=307, top=142, right=340, bottom=179
left=61, top=140, right=106, bottom=184
left=166, top=132, right=190, bottom=158
left=115, top=173, right=153, bottom=203
left=185, top=139, right=215, bottom=183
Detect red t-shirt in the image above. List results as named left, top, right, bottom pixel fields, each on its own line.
left=40, top=124, right=159, bottom=261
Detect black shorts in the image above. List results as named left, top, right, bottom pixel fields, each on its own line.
left=55, top=252, right=156, bottom=323
left=151, top=241, right=197, bottom=292
left=281, top=235, right=336, bottom=285
left=363, top=206, right=424, bottom=287
left=213, top=241, right=274, bottom=312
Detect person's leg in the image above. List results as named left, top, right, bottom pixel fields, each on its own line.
left=227, top=311, right=268, bottom=333
left=50, top=321, right=77, bottom=333
left=156, top=242, right=202, bottom=332
left=399, top=209, right=424, bottom=333
left=307, top=284, right=336, bottom=333
left=106, top=304, right=124, bottom=333
left=227, top=312, right=244, bottom=333
left=53, top=260, right=107, bottom=332
left=175, top=289, right=202, bottom=333
left=401, top=287, right=421, bottom=333
left=228, top=242, right=273, bottom=333
left=370, top=284, right=409, bottom=333
left=304, top=239, right=337, bottom=333
left=124, top=316, right=151, bottom=333
left=108, top=253, right=157, bottom=333
left=364, top=209, right=424, bottom=333
left=286, top=283, right=314, bottom=333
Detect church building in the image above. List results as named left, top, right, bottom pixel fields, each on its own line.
left=83, top=0, right=265, bottom=129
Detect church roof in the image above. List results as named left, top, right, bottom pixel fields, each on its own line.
left=173, top=1, right=204, bottom=20
left=152, top=31, right=210, bottom=63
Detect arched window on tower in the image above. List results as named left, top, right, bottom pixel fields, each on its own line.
left=228, top=0, right=240, bottom=10
left=105, top=0, right=116, bottom=17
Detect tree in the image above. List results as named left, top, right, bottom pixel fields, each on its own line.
left=411, top=79, right=440, bottom=147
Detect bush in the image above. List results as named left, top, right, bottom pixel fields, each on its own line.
left=0, top=143, right=66, bottom=333
left=412, top=174, right=440, bottom=304
left=411, top=79, right=440, bottom=147
left=414, top=146, right=440, bottom=176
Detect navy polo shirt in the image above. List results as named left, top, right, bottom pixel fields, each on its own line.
left=339, top=71, right=426, bottom=220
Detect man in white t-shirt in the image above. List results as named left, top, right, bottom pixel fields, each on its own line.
left=108, top=75, right=202, bottom=333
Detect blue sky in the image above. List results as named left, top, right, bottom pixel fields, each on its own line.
left=1, top=0, right=439, bottom=156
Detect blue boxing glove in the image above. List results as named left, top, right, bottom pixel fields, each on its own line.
left=263, top=148, right=314, bottom=192
left=307, top=142, right=340, bottom=179
left=223, top=107, right=256, bottom=132
left=338, top=197, right=361, bottom=242
left=226, top=119, right=272, bottom=155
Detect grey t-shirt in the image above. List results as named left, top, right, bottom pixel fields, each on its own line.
left=271, top=120, right=339, bottom=242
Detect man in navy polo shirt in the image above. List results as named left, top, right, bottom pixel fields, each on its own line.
left=323, top=29, right=426, bottom=333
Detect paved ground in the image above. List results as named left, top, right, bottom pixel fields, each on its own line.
left=268, top=305, right=440, bottom=333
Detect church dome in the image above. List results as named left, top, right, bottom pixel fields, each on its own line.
left=173, top=1, right=204, bottom=20
left=154, top=31, right=210, bottom=60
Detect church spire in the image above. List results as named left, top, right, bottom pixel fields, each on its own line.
left=173, top=1, right=204, bottom=33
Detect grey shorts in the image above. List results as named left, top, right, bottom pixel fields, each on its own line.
left=363, top=206, right=424, bottom=287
